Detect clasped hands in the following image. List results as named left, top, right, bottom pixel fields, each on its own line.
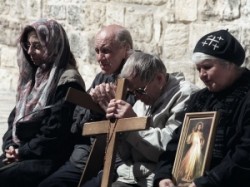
left=2, top=146, right=19, bottom=164
left=89, top=83, right=136, bottom=118
left=89, top=83, right=116, bottom=111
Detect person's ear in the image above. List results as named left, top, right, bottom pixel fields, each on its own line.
left=124, top=43, right=131, bottom=51
left=124, top=44, right=131, bottom=58
left=155, top=73, right=165, bottom=90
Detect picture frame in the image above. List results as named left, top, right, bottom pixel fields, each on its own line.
left=172, top=111, right=220, bottom=187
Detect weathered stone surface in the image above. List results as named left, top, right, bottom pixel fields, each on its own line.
left=242, top=27, right=250, bottom=69
left=175, top=0, right=197, bottom=22
left=242, top=0, right=250, bottom=17
left=67, top=5, right=83, bottom=29
left=46, top=5, right=67, bottom=20
left=0, top=46, right=17, bottom=68
left=112, top=0, right=166, bottom=6
left=162, top=24, right=189, bottom=60
left=125, top=7, right=153, bottom=43
left=0, top=68, right=17, bottom=90
left=106, top=4, right=125, bottom=25
left=165, top=60, right=203, bottom=87
left=1, top=1, right=250, bottom=90
left=220, top=0, right=240, bottom=20
left=80, top=4, right=106, bottom=31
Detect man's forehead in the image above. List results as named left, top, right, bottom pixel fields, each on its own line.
left=95, top=38, right=113, bottom=47
left=95, top=31, right=118, bottom=46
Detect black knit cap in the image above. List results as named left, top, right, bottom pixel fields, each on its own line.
left=193, top=29, right=245, bottom=66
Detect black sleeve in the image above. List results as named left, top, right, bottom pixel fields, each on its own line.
left=2, top=108, right=18, bottom=151
left=17, top=82, right=83, bottom=161
left=194, top=95, right=250, bottom=187
left=70, top=73, right=110, bottom=134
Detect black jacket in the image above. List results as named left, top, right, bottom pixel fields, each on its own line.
left=154, top=69, right=250, bottom=187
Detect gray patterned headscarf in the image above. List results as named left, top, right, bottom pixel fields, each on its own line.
left=13, top=19, right=76, bottom=144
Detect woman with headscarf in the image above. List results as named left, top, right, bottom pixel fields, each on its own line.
left=153, top=30, right=250, bottom=187
left=0, top=19, right=85, bottom=187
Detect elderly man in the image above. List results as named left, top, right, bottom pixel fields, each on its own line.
left=39, top=24, right=134, bottom=187
left=106, top=51, right=199, bottom=187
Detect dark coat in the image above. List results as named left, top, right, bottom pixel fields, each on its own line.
left=153, top=69, right=250, bottom=187
left=70, top=72, right=136, bottom=169
left=0, top=80, right=85, bottom=187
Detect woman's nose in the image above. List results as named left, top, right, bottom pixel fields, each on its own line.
left=27, top=45, right=34, bottom=55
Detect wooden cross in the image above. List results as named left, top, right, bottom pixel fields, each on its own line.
left=65, top=78, right=150, bottom=187
left=83, top=79, right=150, bottom=187
left=65, top=87, right=105, bottom=115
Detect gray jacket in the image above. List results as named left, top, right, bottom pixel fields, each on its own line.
left=116, top=72, right=199, bottom=186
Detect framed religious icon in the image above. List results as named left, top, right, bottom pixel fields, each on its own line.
left=172, top=111, right=220, bottom=187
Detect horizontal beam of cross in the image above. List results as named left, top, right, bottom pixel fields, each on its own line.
left=83, top=117, right=150, bottom=136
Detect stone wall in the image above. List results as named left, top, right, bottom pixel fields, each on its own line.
left=1, top=0, right=250, bottom=91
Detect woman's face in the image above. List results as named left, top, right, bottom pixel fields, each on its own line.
left=26, top=31, right=46, bottom=66
left=196, top=59, right=236, bottom=92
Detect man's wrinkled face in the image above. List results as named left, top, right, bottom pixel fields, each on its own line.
left=95, top=30, right=127, bottom=74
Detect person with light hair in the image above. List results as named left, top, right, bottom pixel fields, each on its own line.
left=154, top=30, right=250, bottom=187
left=106, top=51, right=198, bottom=187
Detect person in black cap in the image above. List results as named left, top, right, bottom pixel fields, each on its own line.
left=153, top=29, right=250, bottom=187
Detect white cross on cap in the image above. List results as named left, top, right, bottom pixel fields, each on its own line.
left=202, top=35, right=224, bottom=50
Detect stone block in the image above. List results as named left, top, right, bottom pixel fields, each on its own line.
left=0, top=0, right=11, bottom=15
left=8, top=21, right=22, bottom=46
left=134, top=42, right=162, bottom=56
left=242, top=0, right=250, bottom=17
left=81, top=4, right=106, bottom=31
left=69, top=32, right=89, bottom=59
left=0, top=19, right=20, bottom=46
left=47, top=5, right=66, bottom=20
left=198, top=0, right=220, bottom=21
left=67, top=5, right=83, bottom=29
left=165, top=60, right=199, bottom=85
left=106, top=4, right=125, bottom=25
left=220, top=0, right=240, bottom=20
left=80, top=63, right=100, bottom=89
left=112, top=0, right=166, bottom=6
left=175, top=0, right=197, bottom=21
left=27, top=0, right=42, bottom=18
left=0, top=19, right=9, bottom=44
left=242, top=27, right=250, bottom=68
left=125, top=7, right=153, bottom=43
left=47, top=0, right=67, bottom=3
left=0, top=68, right=17, bottom=90
left=0, top=46, right=17, bottom=68
left=162, top=24, right=189, bottom=60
